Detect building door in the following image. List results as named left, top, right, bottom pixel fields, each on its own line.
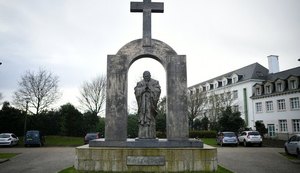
left=267, top=124, right=275, bottom=137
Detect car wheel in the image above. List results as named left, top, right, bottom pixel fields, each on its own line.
left=285, top=147, right=289, bottom=155
left=259, top=142, right=262, bottom=147
left=297, top=148, right=300, bottom=159
left=243, top=140, right=248, bottom=147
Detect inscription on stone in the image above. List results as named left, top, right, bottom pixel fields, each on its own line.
left=127, top=156, right=165, bottom=166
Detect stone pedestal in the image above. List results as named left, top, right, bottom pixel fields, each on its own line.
left=75, top=143, right=217, bottom=172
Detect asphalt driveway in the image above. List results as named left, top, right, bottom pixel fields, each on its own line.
left=0, top=147, right=74, bottom=173
left=218, top=146, right=300, bottom=173
left=0, top=146, right=299, bottom=173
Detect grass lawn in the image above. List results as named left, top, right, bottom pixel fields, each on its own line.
left=18, top=136, right=84, bottom=147
left=201, top=138, right=218, bottom=147
left=59, top=165, right=233, bottom=173
left=0, top=153, right=19, bottom=159
left=45, top=136, right=83, bottom=146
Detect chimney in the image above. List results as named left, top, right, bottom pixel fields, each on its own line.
left=267, top=55, right=279, bottom=74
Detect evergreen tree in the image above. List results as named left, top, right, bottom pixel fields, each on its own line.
left=218, top=106, right=245, bottom=133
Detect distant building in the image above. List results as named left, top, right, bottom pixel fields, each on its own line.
left=188, top=55, right=300, bottom=140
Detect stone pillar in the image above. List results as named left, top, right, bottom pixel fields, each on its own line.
left=105, top=55, right=128, bottom=141
left=166, top=55, right=189, bottom=140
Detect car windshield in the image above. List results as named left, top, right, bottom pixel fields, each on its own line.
left=249, top=131, right=260, bottom=135
left=0, top=134, right=10, bottom=138
left=26, top=132, right=39, bottom=138
left=223, top=133, right=236, bottom=137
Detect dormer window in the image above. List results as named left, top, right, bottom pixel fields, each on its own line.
left=290, top=79, right=298, bottom=90
left=276, top=82, right=283, bottom=92
left=222, top=80, right=227, bottom=86
left=231, top=74, right=239, bottom=84
left=265, top=85, right=271, bottom=94
left=256, top=87, right=261, bottom=95
left=232, top=77, right=238, bottom=83
left=206, top=84, right=210, bottom=91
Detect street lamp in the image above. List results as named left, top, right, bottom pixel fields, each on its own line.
left=23, top=98, right=30, bottom=138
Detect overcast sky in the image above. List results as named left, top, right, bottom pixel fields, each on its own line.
left=1, top=0, right=300, bottom=112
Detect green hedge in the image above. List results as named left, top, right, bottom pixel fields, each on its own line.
left=189, top=130, right=217, bottom=138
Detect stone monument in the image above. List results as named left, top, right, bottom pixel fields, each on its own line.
left=75, top=0, right=217, bottom=172
left=135, top=71, right=161, bottom=139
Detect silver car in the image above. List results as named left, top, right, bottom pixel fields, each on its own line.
left=284, top=134, right=300, bottom=158
left=0, top=133, right=19, bottom=146
left=217, top=132, right=238, bottom=147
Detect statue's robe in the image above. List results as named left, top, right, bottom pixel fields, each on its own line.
left=134, top=78, right=161, bottom=139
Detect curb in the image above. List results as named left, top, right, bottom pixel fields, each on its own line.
left=0, top=159, right=9, bottom=164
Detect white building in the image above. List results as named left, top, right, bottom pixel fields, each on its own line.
left=189, top=56, right=300, bottom=139
left=251, top=59, right=300, bottom=140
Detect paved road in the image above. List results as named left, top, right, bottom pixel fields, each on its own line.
left=1, top=146, right=299, bottom=173
left=0, top=147, right=74, bottom=173
left=218, top=146, right=300, bottom=173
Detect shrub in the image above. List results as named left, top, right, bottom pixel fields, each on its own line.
left=189, top=130, right=217, bottom=138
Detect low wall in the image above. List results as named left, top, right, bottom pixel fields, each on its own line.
left=75, top=145, right=217, bottom=172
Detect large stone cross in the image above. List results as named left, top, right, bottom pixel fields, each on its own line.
left=130, top=0, right=164, bottom=47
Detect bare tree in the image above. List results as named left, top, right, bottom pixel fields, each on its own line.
left=187, top=89, right=206, bottom=129
left=205, top=90, right=233, bottom=129
left=78, top=75, right=106, bottom=115
left=13, top=68, right=61, bottom=115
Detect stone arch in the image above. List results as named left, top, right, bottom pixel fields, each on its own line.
left=105, top=39, right=188, bottom=141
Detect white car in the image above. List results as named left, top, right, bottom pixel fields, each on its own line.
left=238, top=131, right=263, bottom=147
left=0, top=133, right=19, bottom=146
left=284, top=134, right=300, bottom=158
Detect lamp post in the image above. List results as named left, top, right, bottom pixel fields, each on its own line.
left=23, top=98, right=30, bottom=138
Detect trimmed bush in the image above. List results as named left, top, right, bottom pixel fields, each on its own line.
left=189, top=130, right=217, bottom=138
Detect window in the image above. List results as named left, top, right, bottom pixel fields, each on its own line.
left=276, top=82, right=283, bottom=92
left=266, top=101, right=273, bottom=112
left=279, top=120, right=288, bottom=132
left=214, top=83, right=218, bottom=89
left=233, top=105, right=239, bottom=112
left=277, top=99, right=286, bottom=111
left=265, top=85, right=271, bottom=94
left=256, top=102, right=262, bottom=113
left=233, top=90, right=238, bottom=99
left=267, top=124, right=275, bottom=137
left=290, top=97, right=300, bottom=110
left=196, top=88, right=199, bottom=94
left=256, top=87, right=261, bottom=95
left=292, top=119, right=300, bottom=132
left=233, top=77, right=238, bottom=83
left=290, top=80, right=297, bottom=89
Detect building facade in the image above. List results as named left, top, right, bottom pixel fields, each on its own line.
left=189, top=62, right=269, bottom=129
left=251, top=66, right=300, bottom=140
left=189, top=56, right=300, bottom=139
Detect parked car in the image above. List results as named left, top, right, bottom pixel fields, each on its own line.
left=216, top=132, right=238, bottom=147
left=24, top=130, right=45, bottom=147
left=0, top=133, right=19, bottom=146
left=238, top=131, right=263, bottom=147
left=284, top=134, right=300, bottom=158
left=84, top=132, right=100, bottom=144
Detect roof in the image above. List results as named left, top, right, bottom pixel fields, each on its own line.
left=189, top=62, right=269, bottom=88
left=266, top=66, right=300, bottom=81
